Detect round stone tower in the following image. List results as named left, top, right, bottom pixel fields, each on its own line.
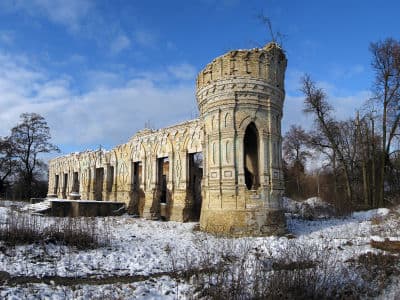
left=197, top=42, right=287, bottom=236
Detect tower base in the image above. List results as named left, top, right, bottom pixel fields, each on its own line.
left=200, top=208, right=286, bottom=237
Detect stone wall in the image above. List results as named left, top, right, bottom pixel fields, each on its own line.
left=48, top=119, right=203, bottom=222
left=48, top=42, right=287, bottom=236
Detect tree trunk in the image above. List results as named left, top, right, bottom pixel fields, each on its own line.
left=371, top=117, right=377, bottom=208
left=379, top=101, right=387, bottom=207
left=357, top=114, right=369, bottom=207
left=332, top=153, right=338, bottom=201
left=362, top=160, right=369, bottom=206
left=343, top=166, right=353, bottom=203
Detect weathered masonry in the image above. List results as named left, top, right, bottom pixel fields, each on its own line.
left=48, top=42, right=287, bottom=236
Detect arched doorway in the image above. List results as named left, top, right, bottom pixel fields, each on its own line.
left=244, top=122, right=259, bottom=190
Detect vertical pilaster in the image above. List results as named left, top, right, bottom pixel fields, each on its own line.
left=142, top=156, right=158, bottom=219
left=89, top=166, right=96, bottom=200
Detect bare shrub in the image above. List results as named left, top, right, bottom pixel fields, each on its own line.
left=370, top=215, right=384, bottom=225
left=260, top=242, right=355, bottom=299
left=0, top=211, right=110, bottom=249
left=371, top=208, right=400, bottom=237
left=346, top=252, right=400, bottom=297
left=0, top=210, right=42, bottom=245
left=185, top=239, right=372, bottom=299
left=370, top=239, right=400, bottom=253
left=194, top=238, right=254, bottom=299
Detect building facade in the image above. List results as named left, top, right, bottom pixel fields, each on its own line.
left=48, top=42, right=287, bottom=236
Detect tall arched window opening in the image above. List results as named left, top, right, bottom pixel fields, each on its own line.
left=244, top=122, right=259, bottom=190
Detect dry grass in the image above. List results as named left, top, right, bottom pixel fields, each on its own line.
left=346, top=251, right=400, bottom=296
left=0, top=210, right=111, bottom=249
left=370, top=215, right=384, bottom=225
left=371, top=207, right=400, bottom=238
left=171, top=235, right=400, bottom=299
left=177, top=239, right=367, bottom=299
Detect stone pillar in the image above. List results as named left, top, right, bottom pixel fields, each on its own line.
left=235, top=132, right=247, bottom=209
left=118, top=160, right=132, bottom=205
left=111, top=162, right=117, bottom=201
left=142, top=156, right=158, bottom=219
left=89, top=166, right=96, bottom=200
left=103, top=164, right=109, bottom=201
left=81, top=168, right=90, bottom=200
left=47, top=168, right=57, bottom=198
left=169, top=150, right=190, bottom=222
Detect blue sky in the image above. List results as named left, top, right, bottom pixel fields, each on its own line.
left=0, top=0, right=399, bottom=157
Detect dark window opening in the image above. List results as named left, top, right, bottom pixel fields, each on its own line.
left=189, top=152, right=203, bottom=221
left=72, top=172, right=79, bottom=193
left=62, top=173, right=68, bottom=197
left=160, top=175, right=167, bottom=204
left=133, top=162, right=142, bottom=190
left=244, top=123, right=259, bottom=190
left=95, top=168, right=104, bottom=201
left=157, top=157, right=169, bottom=204
left=107, top=166, right=114, bottom=193
left=54, top=175, right=59, bottom=195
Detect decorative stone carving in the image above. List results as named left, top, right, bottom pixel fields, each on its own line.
left=48, top=42, right=287, bottom=237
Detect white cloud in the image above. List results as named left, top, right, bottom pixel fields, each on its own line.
left=84, top=71, right=122, bottom=89
left=167, top=63, right=197, bottom=81
left=110, top=35, right=131, bottom=54
left=51, top=81, right=195, bottom=147
left=332, top=90, right=371, bottom=119
left=134, top=30, right=157, bottom=48
left=284, top=69, right=304, bottom=93
left=282, top=95, right=313, bottom=133
left=282, top=68, right=371, bottom=133
left=331, top=63, right=365, bottom=79
left=1, top=0, right=93, bottom=31
left=0, top=50, right=197, bottom=152
left=283, top=90, right=371, bottom=134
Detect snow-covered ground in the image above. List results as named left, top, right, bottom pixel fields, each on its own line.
left=0, top=199, right=399, bottom=299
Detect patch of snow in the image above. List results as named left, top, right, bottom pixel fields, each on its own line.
left=0, top=276, right=192, bottom=299
left=48, top=198, right=123, bottom=204
left=20, top=200, right=51, bottom=213
left=351, top=208, right=390, bottom=221
left=0, top=200, right=27, bottom=209
left=282, top=197, right=297, bottom=213
left=283, top=197, right=335, bottom=219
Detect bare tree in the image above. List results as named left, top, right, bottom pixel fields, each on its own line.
left=0, top=137, right=17, bottom=197
left=283, top=125, right=311, bottom=164
left=10, top=113, right=59, bottom=199
left=301, top=75, right=353, bottom=203
left=370, top=38, right=400, bottom=206
left=257, top=13, right=287, bottom=47
left=292, top=39, right=400, bottom=209
left=283, top=125, right=311, bottom=195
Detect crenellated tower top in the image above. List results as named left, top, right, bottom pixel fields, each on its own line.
left=196, top=42, right=286, bottom=88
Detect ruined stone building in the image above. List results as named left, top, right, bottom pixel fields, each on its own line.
left=48, top=42, right=287, bottom=236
